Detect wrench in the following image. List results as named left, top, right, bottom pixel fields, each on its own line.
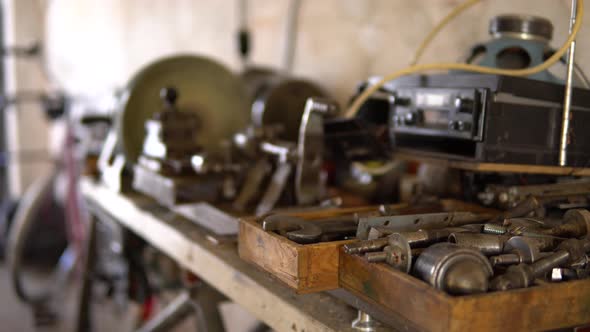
left=262, top=214, right=358, bottom=244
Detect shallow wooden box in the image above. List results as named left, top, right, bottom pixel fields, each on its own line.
left=238, top=206, right=377, bottom=293
left=340, top=247, right=590, bottom=332
left=238, top=200, right=493, bottom=294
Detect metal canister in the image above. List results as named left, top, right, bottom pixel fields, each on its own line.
left=413, top=243, right=493, bottom=295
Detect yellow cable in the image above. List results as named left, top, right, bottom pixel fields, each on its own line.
left=411, top=0, right=482, bottom=65
left=344, top=0, right=584, bottom=118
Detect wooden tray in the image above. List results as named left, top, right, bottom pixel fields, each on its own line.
left=340, top=247, right=590, bottom=332
left=238, top=206, right=379, bottom=293
left=238, top=199, right=494, bottom=293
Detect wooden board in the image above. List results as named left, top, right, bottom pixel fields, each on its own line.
left=395, top=151, right=590, bottom=176
left=340, top=250, right=590, bottom=332
left=239, top=200, right=496, bottom=293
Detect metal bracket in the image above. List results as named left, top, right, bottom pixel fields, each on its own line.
left=256, top=162, right=292, bottom=216
left=294, top=97, right=338, bottom=205
left=98, top=131, right=130, bottom=192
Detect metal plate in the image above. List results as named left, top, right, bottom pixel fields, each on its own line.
left=173, top=202, right=238, bottom=236
left=118, top=55, right=249, bottom=164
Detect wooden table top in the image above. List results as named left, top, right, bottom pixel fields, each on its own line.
left=80, top=178, right=400, bottom=332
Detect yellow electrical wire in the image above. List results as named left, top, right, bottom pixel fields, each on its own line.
left=344, top=0, right=584, bottom=118
left=411, top=0, right=482, bottom=65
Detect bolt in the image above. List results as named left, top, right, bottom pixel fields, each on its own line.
left=354, top=238, right=389, bottom=256
left=345, top=228, right=461, bottom=255
left=365, top=245, right=414, bottom=272
left=490, top=253, right=521, bottom=266
left=365, top=251, right=387, bottom=262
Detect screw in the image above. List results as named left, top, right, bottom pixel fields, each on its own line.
left=346, top=237, right=389, bottom=255
left=482, top=223, right=507, bottom=235
left=490, top=253, right=521, bottom=266
left=345, top=228, right=459, bottom=255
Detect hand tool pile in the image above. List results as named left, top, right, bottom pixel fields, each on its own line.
left=342, top=207, right=590, bottom=295
left=262, top=202, right=590, bottom=296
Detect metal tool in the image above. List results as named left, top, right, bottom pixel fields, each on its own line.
left=483, top=217, right=563, bottom=242
left=482, top=223, right=507, bottom=235
left=365, top=226, right=394, bottom=240
left=479, top=180, right=590, bottom=209
left=241, top=98, right=337, bottom=215
left=491, top=239, right=590, bottom=291
left=448, top=233, right=508, bottom=256
left=367, top=224, right=478, bottom=240
left=497, top=196, right=545, bottom=220
left=542, top=208, right=590, bottom=238
left=140, top=87, right=202, bottom=174
left=552, top=255, right=590, bottom=281
left=413, top=243, right=493, bottom=295
left=294, top=98, right=338, bottom=206
left=356, top=211, right=492, bottom=240
left=489, top=236, right=549, bottom=266
left=118, top=55, right=248, bottom=164
left=250, top=147, right=296, bottom=217
left=232, top=159, right=272, bottom=211
left=98, top=131, right=130, bottom=192
left=255, top=159, right=293, bottom=216
left=249, top=78, right=326, bottom=142
left=344, top=228, right=463, bottom=255
left=551, top=267, right=580, bottom=281
left=559, top=0, right=579, bottom=166
left=365, top=233, right=413, bottom=272
left=262, top=214, right=357, bottom=244
left=132, top=87, right=228, bottom=206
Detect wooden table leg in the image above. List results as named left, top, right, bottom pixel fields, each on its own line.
left=76, top=215, right=97, bottom=332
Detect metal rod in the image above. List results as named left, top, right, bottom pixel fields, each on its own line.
left=282, top=0, right=302, bottom=74
left=238, top=0, right=247, bottom=30
left=76, top=216, right=97, bottom=332
left=559, top=0, right=578, bottom=166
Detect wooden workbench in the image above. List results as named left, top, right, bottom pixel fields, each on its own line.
left=80, top=178, right=401, bottom=332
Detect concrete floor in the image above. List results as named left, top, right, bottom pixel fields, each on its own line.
left=0, top=262, right=135, bottom=332
left=0, top=262, right=262, bottom=332
left=0, top=263, right=38, bottom=331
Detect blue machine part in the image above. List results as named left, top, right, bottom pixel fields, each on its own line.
left=466, top=15, right=561, bottom=83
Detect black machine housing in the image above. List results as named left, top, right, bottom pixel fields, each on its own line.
left=385, top=73, right=590, bottom=167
